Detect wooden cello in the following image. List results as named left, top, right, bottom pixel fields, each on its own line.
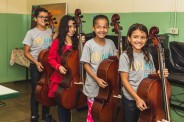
left=34, top=12, right=57, bottom=107
left=74, top=9, right=87, bottom=110
left=55, top=9, right=86, bottom=110
left=91, top=14, right=123, bottom=122
left=137, top=27, right=172, bottom=122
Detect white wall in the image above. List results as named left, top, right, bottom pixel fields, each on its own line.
left=1, top=0, right=184, bottom=14
left=0, top=0, right=27, bottom=14
left=28, top=0, right=184, bottom=14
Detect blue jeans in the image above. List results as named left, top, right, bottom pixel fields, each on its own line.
left=30, top=63, right=49, bottom=119
left=58, top=105, right=71, bottom=122
left=122, top=96, right=140, bottom=122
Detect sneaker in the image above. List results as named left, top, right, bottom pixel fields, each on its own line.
left=30, top=115, right=39, bottom=122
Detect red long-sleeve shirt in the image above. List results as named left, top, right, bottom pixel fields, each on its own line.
left=48, top=38, right=72, bottom=97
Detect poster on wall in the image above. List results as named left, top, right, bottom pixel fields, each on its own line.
left=31, top=3, right=67, bottom=35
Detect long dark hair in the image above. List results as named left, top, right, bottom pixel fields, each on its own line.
left=57, top=15, right=79, bottom=55
left=125, top=23, right=150, bottom=69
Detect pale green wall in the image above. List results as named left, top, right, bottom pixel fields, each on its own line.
left=0, top=13, right=29, bottom=83
left=81, top=12, right=184, bottom=42
left=1, top=12, right=184, bottom=81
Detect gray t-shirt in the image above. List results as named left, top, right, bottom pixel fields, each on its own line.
left=80, top=38, right=117, bottom=97
left=118, top=52, right=156, bottom=100
left=22, top=27, right=52, bottom=61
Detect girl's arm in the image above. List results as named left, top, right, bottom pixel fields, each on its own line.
left=24, top=44, right=43, bottom=72
left=84, top=63, right=108, bottom=88
left=48, top=40, right=61, bottom=71
left=120, top=72, right=147, bottom=111
left=48, top=40, right=66, bottom=74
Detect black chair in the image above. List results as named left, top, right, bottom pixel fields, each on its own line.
left=167, top=41, right=184, bottom=111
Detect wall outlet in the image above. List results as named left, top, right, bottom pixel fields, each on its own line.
left=169, top=28, right=179, bottom=34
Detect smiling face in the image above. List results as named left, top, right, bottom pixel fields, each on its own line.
left=34, top=12, right=48, bottom=28
left=128, top=29, right=148, bottom=52
left=93, top=18, right=109, bottom=39
left=66, top=20, right=77, bottom=37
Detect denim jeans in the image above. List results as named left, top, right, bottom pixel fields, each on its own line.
left=58, top=105, right=71, bottom=122
left=122, top=96, right=140, bottom=122
left=30, top=63, right=49, bottom=119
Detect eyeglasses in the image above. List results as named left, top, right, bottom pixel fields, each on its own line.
left=37, top=16, right=48, bottom=19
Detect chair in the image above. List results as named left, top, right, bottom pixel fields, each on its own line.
left=167, top=41, right=184, bottom=111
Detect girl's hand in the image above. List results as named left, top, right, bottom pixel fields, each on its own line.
left=78, top=35, right=86, bottom=43
left=35, top=61, right=44, bottom=72
left=96, top=77, right=108, bottom=88
left=158, top=68, right=169, bottom=78
left=136, top=97, right=147, bottom=111
left=59, top=66, right=67, bottom=74
left=81, top=35, right=86, bottom=43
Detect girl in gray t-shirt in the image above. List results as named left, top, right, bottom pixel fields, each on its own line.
left=118, top=23, right=169, bottom=122
left=80, top=15, right=117, bottom=122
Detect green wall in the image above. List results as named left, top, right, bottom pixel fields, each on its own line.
left=0, top=13, right=29, bottom=83
left=1, top=12, right=184, bottom=83
left=81, top=12, right=184, bottom=42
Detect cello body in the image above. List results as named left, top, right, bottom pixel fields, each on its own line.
left=55, top=50, right=83, bottom=109
left=92, top=56, right=123, bottom=122
left=35, top=49, right=56, bottom=107
left=137, top=74, right=171, bottom=122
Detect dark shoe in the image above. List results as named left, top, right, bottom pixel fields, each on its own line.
left=42, top=114, right=57, bottom=122
left=30, top=115, right=39, bottom=122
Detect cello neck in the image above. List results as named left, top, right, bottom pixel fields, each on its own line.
left=149, top=26, right=171, bottom=121
left=118, top=30, right=123, bottom=58
left=78, top=23, right=83, bottom=57
left=110, top=14, right=123, bottom=58
left=75, top=9, right=85, bottom=83
left=158, top=45, right=171, bottom=121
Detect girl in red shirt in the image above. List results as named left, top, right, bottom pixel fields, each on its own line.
left=48, top=15, right=84, bottom=122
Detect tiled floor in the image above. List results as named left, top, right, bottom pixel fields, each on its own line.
left=0, top=81, right=87, bottom=122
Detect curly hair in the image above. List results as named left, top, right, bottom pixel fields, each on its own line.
left=125, top=23, right=150, bottom=69
left=57, top=15, right=79, bottom=55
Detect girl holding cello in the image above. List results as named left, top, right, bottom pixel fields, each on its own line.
left=118, top=23, right=169, bottom=122
left=80, top=15, right=117, bottom=122
left=47, top=15, right=85, bottom=122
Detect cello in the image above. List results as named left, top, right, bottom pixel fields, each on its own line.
left=34, top=12, right=57, bottom=107
left=137, top=26, right=172, bottom=122
left=91, top=14, right=123, bottom=122
left=74, top=9, right=87, bottom=110
left=55, top=9, right=86, bottom=110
